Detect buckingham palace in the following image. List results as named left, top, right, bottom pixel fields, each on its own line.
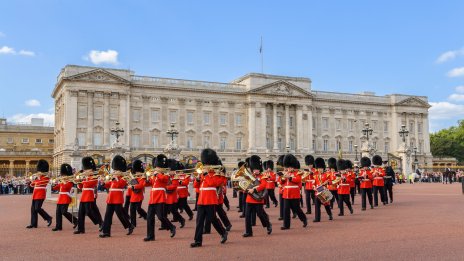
left=51, top=65, right=433, bottom=169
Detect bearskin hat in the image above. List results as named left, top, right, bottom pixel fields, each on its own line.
left=167, top=159, right=178, bottom=171
left=238, top=161, right=245, bottom=168
left=360, top=157, right=371, bottom=168
left=276, top=155, right=285, bottom=167
left=328, top=157, right=337, bottom=170
left=132, top=160, right=144, bottom=174
left=283, top=154, right=299, bottom=169
left=305, top=155, right=315, bottom=166
left=295, top=160, right=301, bottom=170
left=345, top=160, right=353, bottom=170
left=127, top=163, right=133, bottom=171
left=81, top=156, right=96, bottom=171
left=315, top=157, right=326, bottom=169
left=36, top=159, right=49, bottom=173
left=249, top=155, right=263, bottom=172
left=153, top=154, right=168, bottom=168
left=264, top=160, right=274, bottom=170
left=337, top=159, right=347, bottom=171
left=112, top=155, right=127, bottom=172
left=372, top=155, right=383, bottom=166
left=60, top=163, right=73, bottom=176
left=201, top=149, right=219, bottom=166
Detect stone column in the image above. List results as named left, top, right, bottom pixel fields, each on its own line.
left=307, top=105, right=314, bottom=153
left=248, top=102, right=256, bottom=153
left=195, top=99, right=203, bottom=150
left=65, top=91, right=78, bottom=150
left=423, top=113, right=431, bottom=154
left=86, top=91, right=94, bottom=146
left=103, top=92, right=110, bottom=146
left=142, top=96, right=150, bottom=148
left=9, top=160, right=14, bottom=176
left=125, top=94, right=131, bottom=147
left=119, top=93, right=128, bottom=148
left=296, top=105, right=303, bottom=152
left=25, top=160, right=30, bottom=174
left=255, top=102, right=267, bottom=151
left=273, top=103, right=279, bottom=152
left=212, top=101, right=220, bottom=150
left=160, top=97, right=169, bottom=148
left=178, top=98, right=186, bottom=147
left=285, top=104, right=290, bottom=149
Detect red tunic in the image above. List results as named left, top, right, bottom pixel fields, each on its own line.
left=360, top=169, right=373, bottom=189
left=104, top=176, right=127, bottom=204
left=313, top=170, right=328, bottom=188
left=53, top=181, right=74, bottom=204
left=348, top=171, right=356, bottom=188
left=282, top=171, right=301, bottom=199
left=246, top=174, right=267, bottom=204
left=130, top=177, right=146, bottom=203
left=217, top=176, right=227, bottom=205
left=177, top=175, right=190, bottom=199
left=197, top=171, right=223, bottom=205
left=304, top=169, right=316, bottom=190
left=166, top=178, right=179, bottom=204
left=31, top=175, right=49, bottom=200
left=372, top=167, right=385, bottom=187
left=326, top=171, right=338, bottom=191
left=277, top=176, right=285, bottom=195
left=147, top=173, right=169, bottom=204
left=337, top=173, right=352, bottom=195
left=265, top=171, right=276, bottom=189
left=77, top=176, right=98, bottom=203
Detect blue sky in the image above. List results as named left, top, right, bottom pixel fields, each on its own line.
left=1, top=1, right=464, bottom=132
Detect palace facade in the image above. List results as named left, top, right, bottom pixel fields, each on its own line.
left=52, top=65, right=432, bottom=168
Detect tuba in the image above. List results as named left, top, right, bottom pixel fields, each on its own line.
left=230, top=164, right=267, bottom=201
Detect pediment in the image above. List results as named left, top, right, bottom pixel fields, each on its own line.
left=66, top=69, right=130, bottom=84
left=395, top=97, right=431, bottom=108
left=247, top=80, right=312, bottom=98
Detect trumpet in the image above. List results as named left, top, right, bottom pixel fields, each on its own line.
left=51, top=175, right=75, bottom=184
left=194, top=162, right=224, bottom=177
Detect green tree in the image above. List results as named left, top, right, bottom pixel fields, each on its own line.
left=430, top=120, right=464, bottom=163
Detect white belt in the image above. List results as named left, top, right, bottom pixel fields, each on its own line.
left=82, top=188, right=94, bottom=191
left=200, top=187, right=217, bottom=191
left=152, top=188, right=166, bottom=191
left=177, top=186, right=187, bottom=189
left=59, top=192, right=72, bottom=197
left=339, top=184, right=350, bottom=186
left=284, top=186, right=299, bottom=189
left=109, top=188, right=124, bottom=192
left=34, top=187, right=46, bottom=190
left=374, top=177, right=384, bottom=180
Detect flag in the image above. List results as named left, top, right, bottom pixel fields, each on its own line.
left=259, top=36, right=263, bottom=54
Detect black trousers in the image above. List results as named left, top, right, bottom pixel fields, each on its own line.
left=178, top=197, right=193, bottom=218
left=314, top=197, right=332, bottom=221
left=223, top=195, right=230, bottom=210
left=373, top=186, right=386, bottom=206
left=356, top=182, right=361, bottom=194
left=194, top=193, right=199, bottom=210
left=304, top=189, right=315, bottom=213
left=30, top=199, right=51, bottom=227
left=283, top=199, right=306, bottom=228
left=279, top=194, right=284, bottom=218
left=129, top=201, right=147, bottom=227
left=245, top=203, right=270, bottom=234
left=123, top=195, right=131, bottom=214
left=338, top=194, right=352, bottom=215
left=385, top=183, right=393, bottom=203
left=232, top=189, right=237, bottom=198
left=91, top=200, right=103, bottom=224
left=102, top=204, right=131, bottom=234
left=350, top=187, right=356, bottom=204
left=55, top=204, right=76, bottom=229
left=329, top=190, right=339, bottom=209
left=238, top=191, right=245, bottom=212
left=194, top=205, right=225, bottom=243
left=361, top=188, right=373, bottom=209
left=77, top=202, right=101, bottom=232
left=146, top=203, right=174, bottom=239
left=166, top=203, right=185, bottom=224
left=216, top=204, right=231, bottom=228
left=265, top=189, right=278, bottom=208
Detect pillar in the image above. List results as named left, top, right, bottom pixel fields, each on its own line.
left=273, top=103, right=279, bottom=152
left=285, top=104, right=290, bottom=150
left=248, top=102, right=256, bottom=152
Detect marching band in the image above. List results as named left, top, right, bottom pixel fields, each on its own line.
left=25, top=148, right=396, bottom=247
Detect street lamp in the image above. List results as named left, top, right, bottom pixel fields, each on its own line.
left=166, top=123, right=179, bottom=144
left=413, top=146, right=418, bottom=163
left=362, top=123, right=373, bottom=141
left=398, top=125, right=409, bottom=143
left=110, top=122, right=124, bottom=144
left=354, top=144, right=358, bottom=161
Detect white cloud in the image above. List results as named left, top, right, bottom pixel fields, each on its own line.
left=429, top=102, right=464, bottom=120
left=436, top=48, right=464, bottom=63
left=456, top=86, right=464, bottom=93
left=84, top=49, right=119, bottom=65
left=7, top=113, right=54, bottom=126
left=448, top=93, right=464, bottom=102
left=25, top=99, right=41, bottom=107
left=447, top=67, right=464, bottom=77
left=18, top=50, right=35, bottom=56
left=0, top=46, right=15, bottom=54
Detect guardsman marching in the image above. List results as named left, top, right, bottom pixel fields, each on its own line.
left=326, top=157, right=339, bottom=210
left=243, top=155, right=272, bottom=237
left=128, top=160, right=148, bottom=227
left=215, top=165, right=232, bottom=232
left=383, top=160, right=395, bottom=204
left=281, top=154, right=307, bottom=230
left=372, top=155, right=386, bottom=206
left=336, top=159, right=353, bottom=216
left=100, top=155, right=134, bottom=238
left=165, top=160, right=185, bottom=228
left=345, top=160, right=356, bottom=204
left=360, top=157, right=374, bottom=211
left=176, top=164, right=194, bottom=220
left=276, top=155, right=285, bottom=221
left=26, top=160, right=53, bottom=229
left=190, top=149, right=228, bottom=248
left=52, top=163, right=78, bottom=231
left=313, top=157, right=333, bottom=222
left=264, top=160, right=278, bottom=208
left=303, top=155, right=316, bottom=215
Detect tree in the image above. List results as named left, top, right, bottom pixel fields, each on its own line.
left=430, top=120, right=464, bottom=163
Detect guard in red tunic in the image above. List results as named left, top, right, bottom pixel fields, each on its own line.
left=144, top=154, right=176, bottom=241
left=176, top=166, right=193, bottom=220
left=123, top=164, right=133, bottom=215
left=100, top=155, right=134, bottom=238
left=345, top=160, right=356, bottom=204
left=336, top=159, right=354, bottom=216
left=313, top=157, right=333, bottom=222
left=372, top=155, right=387, bottom=206
left=237, top=161, right=245, bottom=215
left=214, top=166, right=232, bottom=232
left=52, top=163, right=78, bottom=231
left=190, top=149, right=227, bottom=248
left=326, top=157, right=339, bottom=210
left=26, top=160, right=53, bottom=229
left=74, top=157, right=102, bottom=234
left=281, top=154, right=307, bottom=230
left=128, top=160, right=148, bottom=227
left=264, top=160, right=278, bottom=208
left=303, top=155, right=316, bottom=214
left=243, top=155, right=272, bottom=237
left=360, top=157, right=374, bottom=210
left=165, top=160, right=185, bottom=228
left=276, top=155, right=285, bottom=221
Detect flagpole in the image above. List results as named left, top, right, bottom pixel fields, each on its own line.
left=260, top=36, right=264, bottom=74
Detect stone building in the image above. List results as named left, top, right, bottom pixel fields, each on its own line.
left=52, top=65, right=433, bottom=169
left=0, top=118, right=54, bottom=176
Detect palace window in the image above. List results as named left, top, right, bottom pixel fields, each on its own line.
left=384, top=121, right=389, bottom=132
left=21, top=138, right=29, bottom=144
left=277, top=116, right=282, bottom=128
left=409, top=121, right=414, bottom=134
left=336, top=119, right=341, bottom=130
left=385, top=142, right=389, bottom=153
left=187, top=111, right=194, bottom=125
left=204, top=112, right=211, bottom=125
left=94, top=106, right=103, bottom=120
left=373, top=141, right=377, bottom=150
left=278, top=138, right=283, bottom=150
left=169, top=110, right=177, bottom=123
left=78, top=104, right=87, bottom=119
left=266, top=116, right=271, bottom=127
left=322, top=118, right=329, bottom=130
left=348, top=119, right=354, bottom=131
left=153, top=135, right=159, bottom=148
left=372, top=121, right=378, bottom=130
left=7, top=137, right=13, bottom=144
left=323, top=139, right=328, bottom=152
left=266, top=137, right=272, bottom=150
left=204, top=135, right=211, bottom=148
left=220, top=113, right=227, bottom=126
left=132, top=109, right=141, bottom=122
left=290, top=138, right=295, bottom=150
left=93, top=133, right=102, bottom=146
left=152, top=110, right=160, bottom=123
left=235, top=114, right=242, bottom=126
left=131, top=134, right=140, bottom=148
left=186, top=137, right=193, bottom=149
left=110, top=106, right=118, bottom=120
left=220, top=137, right=226, bottom=150
left=236, top=137, right=242, bottom=150
left=312, top=117, right=316, bottom=129
left=418, top=123, right=422, bottom=134
left=336, top=140, right=341, bottom=151
left=289, top=117, right=294, bottom=128
left=349, top=140, right=353, bottom=152
left=312, top=139, right=316, bottom=151
left=35, top=138, right=43, bottom=144
left=78, top=133, right=86, bottom=146
left=48, top=139, right=54, bottom=144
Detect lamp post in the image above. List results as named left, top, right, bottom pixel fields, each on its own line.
left=398, top=125, right=409, bottom=143
left=110, top=122, right=124, bottom=144
left=362, top=123, right=373, bottom=142
left=413, top=146, right=418, bottom=171
left=166, top=123, right=179, bottom=144
left=354, top=144, right=358, bottom=162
